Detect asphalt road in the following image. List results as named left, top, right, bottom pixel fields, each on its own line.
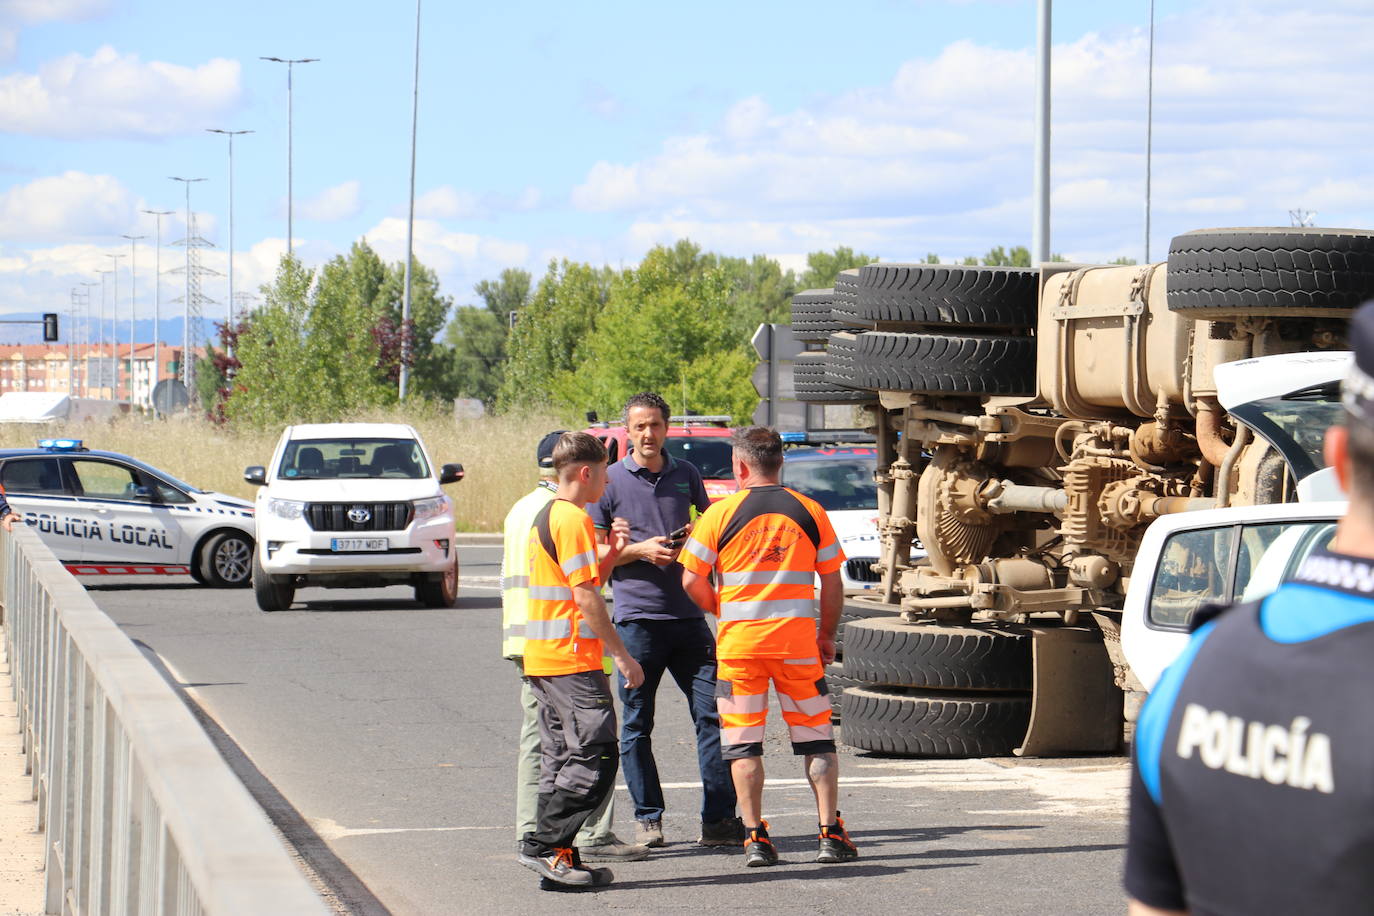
left=87, top=543, right=1130, bottom=915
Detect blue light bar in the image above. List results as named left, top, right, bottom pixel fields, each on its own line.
left=38, top=438, right=82, bottom=450
left=779, top=430, right=805, bottom=443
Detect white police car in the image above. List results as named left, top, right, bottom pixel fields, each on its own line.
left=0, top=439, right=255, bottom=587
left=781, top=445, right=927, bottom=590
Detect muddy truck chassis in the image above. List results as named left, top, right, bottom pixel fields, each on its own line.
left=791, top=227, right=1374, bottom=757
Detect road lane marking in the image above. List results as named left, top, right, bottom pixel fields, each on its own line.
left=311, top=818, right=505, bottom=839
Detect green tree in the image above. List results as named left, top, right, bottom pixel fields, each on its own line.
left=226, top=255, right=321, bottom=426
left=499, top=259, right=613, bottom=409
left=799, top=246, right=876, bottom=289
left=445, top=268, right=531, bottom=405
left=1109, top=256, right=1139, bottom=266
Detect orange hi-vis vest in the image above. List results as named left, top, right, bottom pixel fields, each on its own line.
left=682, top=484, right=844, bottom=659
left=524, top=498, right=604, bottom=677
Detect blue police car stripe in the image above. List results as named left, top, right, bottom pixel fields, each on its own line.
left=1261, top=582, right=1374, bottom=643
left=1136, top=618, right=1219, bottom=805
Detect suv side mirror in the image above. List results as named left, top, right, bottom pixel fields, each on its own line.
left=244, top=466, right=267, bottom=486
left=439, top=463, right=465, bottom=485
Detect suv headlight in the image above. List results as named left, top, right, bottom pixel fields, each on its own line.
left=267, top=498, right=306, bottom=520
left=413, top=495, right=449, bottom=521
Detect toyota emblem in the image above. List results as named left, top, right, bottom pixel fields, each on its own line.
left=348, top=506, right=372, bottom=524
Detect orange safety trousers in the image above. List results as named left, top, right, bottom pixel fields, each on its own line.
left=714, top=656, right=836, bottom=760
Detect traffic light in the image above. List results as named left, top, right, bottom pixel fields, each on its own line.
left=41, top=313, right=58, bottom=342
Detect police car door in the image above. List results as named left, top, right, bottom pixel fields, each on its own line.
left=0, top=456, right=85, bottom=562
left=67, top=457, right=181, bottom=565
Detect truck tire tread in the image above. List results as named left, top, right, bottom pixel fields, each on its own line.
left=854, top=264, right=1038, bottom=329
left=1167, top=227, right=1374, bottom=317
left=852, top=331, right=1035, bottom=395
left=840, top=686, right=1030, bottom=757
left=794, top=352, right=874, bottom=403
left=842, top=618, right=1032, bottom=690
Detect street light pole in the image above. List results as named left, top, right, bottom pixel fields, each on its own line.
left=260, top=57, right=318, bottom=260
left=122, top=234, right=146, bottom=408
left=97, top=269, right=114, bottom=398
left=143, top=209, right=173, bottom=405
left=1032, top=0, right=1052, bottom=264
left=207, top=129, right=253, bottom=347
left=169, top=177, right=206, bottom=395
left=78, top=282, right=96, bottom=397
left=399, top=0, right=421, bottom=400
left=105, top=254, right=125, bottom=401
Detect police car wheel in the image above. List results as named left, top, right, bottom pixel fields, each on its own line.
left=252, top=551, right=295, bottom=612
left=200, top=532, right=253, bottom=588
left=416, top=555, right=459, bottom=608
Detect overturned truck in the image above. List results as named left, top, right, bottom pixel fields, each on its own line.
left=792, top=227, right=1374, bottom=756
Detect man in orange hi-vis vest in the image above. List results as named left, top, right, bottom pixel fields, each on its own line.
left=517, top=432, right=646, bottom=890
left=681, top=426, right=859, bottom=868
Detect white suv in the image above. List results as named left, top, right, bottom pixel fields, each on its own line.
left=244, top=422, right=464, bottom=611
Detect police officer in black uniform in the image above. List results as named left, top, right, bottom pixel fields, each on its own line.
left=1125, top=301, right=1374, bottom=916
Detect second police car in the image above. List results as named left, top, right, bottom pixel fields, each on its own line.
left=0, top=439, right=255, bottom=586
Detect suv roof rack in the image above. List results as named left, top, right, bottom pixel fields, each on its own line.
left=669, top=415, right=732, bottom=427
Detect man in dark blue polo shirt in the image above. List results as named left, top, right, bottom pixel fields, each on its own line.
left=588, top=392, right=742, bottom=849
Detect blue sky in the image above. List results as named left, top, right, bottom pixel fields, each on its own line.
left=1, top=0, right=1371, bottom=342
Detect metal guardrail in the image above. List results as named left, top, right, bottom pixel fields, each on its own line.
left=1, top=525, right=328, bottom=916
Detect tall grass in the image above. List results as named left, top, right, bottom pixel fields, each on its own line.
left=0, top=407, right=570, bottom=532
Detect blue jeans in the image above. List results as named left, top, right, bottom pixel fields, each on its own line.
left=615, top=617, right=737, bottom=823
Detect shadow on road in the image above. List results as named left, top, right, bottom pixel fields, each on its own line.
left=131, top=638, right=391, bottom=916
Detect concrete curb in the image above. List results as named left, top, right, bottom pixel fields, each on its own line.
left=454, top=533, right=501, bottom=545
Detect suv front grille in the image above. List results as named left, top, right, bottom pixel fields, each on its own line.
left=304, top=502, right=413, bottom=532
left=844, top=558, right=880, bottom=583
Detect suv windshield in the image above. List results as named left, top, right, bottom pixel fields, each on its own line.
left=1228, top=383, right=1344, bottom=481
left=783, top=457, right=877, bottom=512
left=665, top=437, right=733, bottom=479
left=279, top=438, right=430, bottom=480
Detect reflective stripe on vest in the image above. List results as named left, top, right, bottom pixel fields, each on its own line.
left=529, top=585, right=574, bottom=601
left=719, top=598, right=816, bottom=622
left=684, top=538, right=717, bottom=565
left=525, top=618, right=596, bottom=640
left=720, top=569, right=815, bottom=588
left=561, top=549, right=597, bottom=577
left=503, top=575, right=530, bottom=589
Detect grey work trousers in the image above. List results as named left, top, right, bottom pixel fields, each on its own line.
left=514, top=658, right=614, bottom=845
left=522, top=669, right=620, bottom=854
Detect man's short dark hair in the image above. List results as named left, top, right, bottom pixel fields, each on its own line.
left=552, top=431, right=607, bottom=474
left=623, top=392, right=670, bottom=425
left=730, top=426, right=783, bottom=476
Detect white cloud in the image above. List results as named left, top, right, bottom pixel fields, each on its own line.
left=413, top=184, right=545, bottom=220
left=0, top=0, right=107, bottom=62
left=0, top=171, right=142, bottom=242
left=572, top=0, right=1374, bottom=265
left=0, top=45, right=241, bottom=138
left=299, top=180, right=362, bottom=222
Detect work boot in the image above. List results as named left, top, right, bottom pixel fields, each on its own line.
left=743, top=822, right=779, bottom=867
left=816, top=814, right=858, bottom=864
left=635, top=818, right=665, bottom=848
left=518, top=846, right=593, bottom=886
left=580, top=834, right=651, bottom=862
left=571, top=848, right=615, bottom=886
left=698, top=816, right=747, bottom=847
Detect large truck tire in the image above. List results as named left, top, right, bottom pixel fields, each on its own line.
left=834, top=597, right=902, bottom=660
left=824, top=332, right=867, bottom=391
left=791, top=289, right=848, bottom=342
left=841, top=687, right=1031, bottom=757
left=794, top=352, right=873, bottom=403
left=831, top=268, right=862, bottom=324
left=842, top=618, right=1032, bottom=690
left=1167, top=227, right=1374, bottom=317
left=854, top=264, right=1038, bottom=329
left=825, top=662, right=863, bottom=719
left=852, top=331, right=1035, bottom=395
